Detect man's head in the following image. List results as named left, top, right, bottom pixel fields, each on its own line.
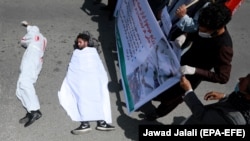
left=76, top=33, right=90, bottom=49
left=198, top=3, right=231, bottom=37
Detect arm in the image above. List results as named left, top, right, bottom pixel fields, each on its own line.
left=195, top=45, right=233, bottom=84
left=20, top=34, right=33, bottom=48
left=176, top=15, right=198, bottom=33
left=181, top=29, right=233, bottom=83
left=204, top=91, right=226, bottom=101
left=175, top=2, right=211, bottom=33
left=180, top=76, right=206, bottom=119
left=175, top=4, right=198, bottom=32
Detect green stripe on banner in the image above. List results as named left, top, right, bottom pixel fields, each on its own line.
left=115, top=22, right=134, bottom=112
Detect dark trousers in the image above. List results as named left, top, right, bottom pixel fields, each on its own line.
left=108, top=0, right=117, bottom=11
left=154, top=75, right=202, bottom=117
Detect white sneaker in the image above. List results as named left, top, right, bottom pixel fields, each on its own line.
left=21, top=21, right=29, bottom=27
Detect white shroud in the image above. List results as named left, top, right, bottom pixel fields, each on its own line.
left=58, top=47, right=112, bottom=123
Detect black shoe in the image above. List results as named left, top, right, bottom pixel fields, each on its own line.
left=96, top=120, right=115, bottom=131
left=24, top=110, right=42, bottom=127
left=19, top=112, right=31, bottom=124
left=71, top=122, right=91, bottom=135
left=144, top=112, right=159, bottom=121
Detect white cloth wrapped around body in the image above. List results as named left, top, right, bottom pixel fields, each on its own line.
left=58, top=47, right=112, bottom=123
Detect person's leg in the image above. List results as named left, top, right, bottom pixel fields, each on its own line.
left=154, top=77, right=202, bottom=119
left=145, top=95, right=184, bottom=121
left=156, top=95, right=183, bottom=117
left=108, top=0, right=117, bottom=20
left=145, top=75, right=202, bottom=121
left=16, top=77, right=42, bottom=127
left=16, top=79, right=40, bottom=112
left=108, top=0, right=117, bottom=10
left=145, top=82, right=185, bottom=121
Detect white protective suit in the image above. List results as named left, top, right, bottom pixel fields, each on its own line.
left=16, top=25, right=47, bottom=112
left=58, top=47, right=112, bottom=123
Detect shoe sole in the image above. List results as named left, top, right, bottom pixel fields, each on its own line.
left=96, top=127, right=115, bottom=131
left=71, top=128, right=92, bottom=135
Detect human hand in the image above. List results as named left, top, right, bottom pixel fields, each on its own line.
left=21, top=20, right=29, bottom=27
left=204, top=91, right=225, bottom=101
left=175, top=4, right=187, bottom=18
left=180, top=65, right=196, bottom=75
left=180, top=76, right=192, bottom=91
left=175, top=34, right=186, bottom=47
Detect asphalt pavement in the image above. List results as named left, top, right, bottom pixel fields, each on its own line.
left=0, top=0, right=250, bottom=141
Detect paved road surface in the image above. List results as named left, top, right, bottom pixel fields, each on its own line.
left=0, top=0, right=250, bottom=140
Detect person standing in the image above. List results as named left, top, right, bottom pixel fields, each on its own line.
left=94, top=0, right=117, bottom=20
left=170, top=0, right=229, bottom=40
left=16, top=21, right=47, bottom=127
left=58, top=33, right=115, bottom=135
left=145, top=3, right=233, bottom=121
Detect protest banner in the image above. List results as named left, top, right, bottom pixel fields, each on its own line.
left=115, top=0, right=181, bottom=113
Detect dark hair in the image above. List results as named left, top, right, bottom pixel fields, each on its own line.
left=73, top=33, right=90, bottom=49
left=76, top=33, right=90, bottom=42
left=198, top=3, right=232, bottom=30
